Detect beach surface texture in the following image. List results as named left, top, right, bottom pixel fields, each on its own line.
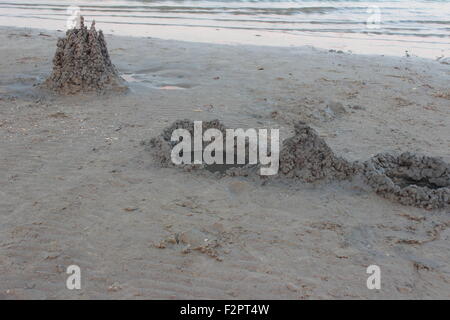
left=0, top=26, right=449, bottom=299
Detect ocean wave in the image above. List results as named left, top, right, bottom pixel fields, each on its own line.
left=0, top=0, right=449, bottom=39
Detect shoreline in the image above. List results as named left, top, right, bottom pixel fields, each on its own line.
left=1, top=25, right=449, bottom=299
left=1, top=0, right=449, bottom=60
left=1, top=17, right=449, bottom=60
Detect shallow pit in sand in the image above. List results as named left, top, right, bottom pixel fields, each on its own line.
left=363, top=152, right=450, bottom=209
left=120, top=73, right=195, bottom=91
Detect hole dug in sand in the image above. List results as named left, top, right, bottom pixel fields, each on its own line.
left=42, top=17, right=127, bottom=94
left=363, top=152, right=450, bottom=209
left=145, top=119, right=256, bottom=176
left=278, top=121, right=357, bottom=182
left=154, top=224, right=232, bottom=261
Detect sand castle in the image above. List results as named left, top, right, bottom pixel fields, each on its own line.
left=149, top=120, right=450, bottom=209
left=43, top=17, right=126, bottom=94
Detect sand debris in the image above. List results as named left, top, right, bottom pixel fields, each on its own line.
left=42, top=17, right=126, bottom=94
left=154, top=226, right=232, bottom=261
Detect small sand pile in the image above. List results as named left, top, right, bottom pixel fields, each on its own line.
left=363, top=152, right=450, bottom=209
left=43, top=17, right=126, bottom=94
left=278, top=122, right=357, bottom=182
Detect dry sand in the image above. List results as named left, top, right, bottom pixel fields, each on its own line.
left=0, top=26, right=449, bottom=299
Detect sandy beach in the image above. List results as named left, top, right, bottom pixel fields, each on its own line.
left=0, top=25, right=449, bottom=299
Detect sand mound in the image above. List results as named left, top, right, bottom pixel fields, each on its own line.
left=147, top=120, right=449, bottom=209
left=42, top=17, right=126, bottom=94
left=145, top=119, right=253, bottom=175
left=149, top=120, right=356, bottom=180
left=278, top=122, right=357, bottom=182
left=159, top=119, right=227, bottom=146
left=147, top=119, right=226, bottom=169
left=363, top=152, right=450, bottom=209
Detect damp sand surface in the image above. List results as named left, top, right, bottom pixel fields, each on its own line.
left=0, top=27, right=450, bottom=299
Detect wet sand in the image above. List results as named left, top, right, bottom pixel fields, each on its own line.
left=0, top=26, right=449, bottom=299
